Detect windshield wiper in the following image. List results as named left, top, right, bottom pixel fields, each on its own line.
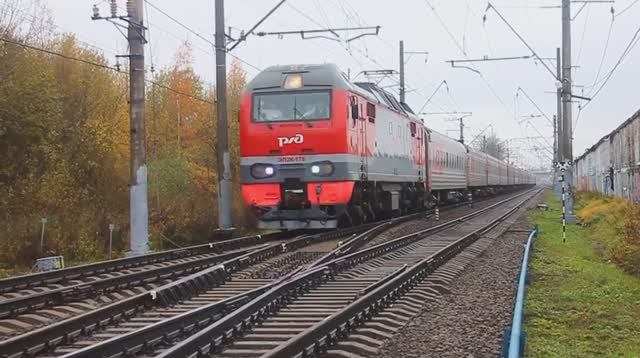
left=293, top=99, right=313, bottom=127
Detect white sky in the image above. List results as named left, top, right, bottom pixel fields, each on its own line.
left=31, top=0, right=640, bottom=168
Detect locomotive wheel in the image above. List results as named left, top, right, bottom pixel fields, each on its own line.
left=338, top=209, right=354, bottom=228
left=348, top=205, right=365, bottom=226
left=364, top=203, right=375, bottom=223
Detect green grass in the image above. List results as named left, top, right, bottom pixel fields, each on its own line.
left=524, top=192, right=640, bottom=357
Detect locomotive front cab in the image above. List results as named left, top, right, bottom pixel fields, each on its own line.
left=239, top=65, right=358, bottom=229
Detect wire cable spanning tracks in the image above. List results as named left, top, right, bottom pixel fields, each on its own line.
left=40, top=190, right=535, bottom=358
left=150, top=189, right=539, bottom=358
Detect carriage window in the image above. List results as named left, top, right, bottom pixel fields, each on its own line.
left=253, top=91, right=331, bottom=122
left=367, top=102, right=376, bottom=122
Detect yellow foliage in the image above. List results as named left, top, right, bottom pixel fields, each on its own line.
left=0, top=14, right=252, bottom=267
left=577, top=197, right=627, bottom=225
left=577, top=193, right=640, bottom=277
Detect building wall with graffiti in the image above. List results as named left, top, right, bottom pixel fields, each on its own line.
left=575, top=109, right=640, bottom=203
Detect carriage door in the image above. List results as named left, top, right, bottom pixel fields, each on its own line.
left=350, top=96, right=367, bottom=179
left=424, top=130, right=430, bottom=191
left=359, top=101, right=367, bottom=179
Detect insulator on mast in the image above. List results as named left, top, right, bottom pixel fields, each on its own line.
left=126, top=0, right=135, bottom=17
left=92, top=4, right=100, bottom=19
left=110, top=0, right=118, bottom=17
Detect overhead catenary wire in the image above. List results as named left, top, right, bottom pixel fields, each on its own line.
left=615, top=0, right=640, bottom=18
left=582, top=22, right=640, bottom=110
left=576, top=24, right=640, bottom=128
left=1, top=1, right=121, bottom=56
left=0, top=36, right=215, bottom=105
left=587, top=9, right=615, bottom=91
left=574, top=4, right=591, bottom=68
left=143, top=0, right=261, bottom=72
left=516, top=87, right=553, bottom=126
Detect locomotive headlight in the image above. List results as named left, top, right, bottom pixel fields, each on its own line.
left=250, top=164, right=276, bottom=179
left=310, top=161, right=334, bottom=176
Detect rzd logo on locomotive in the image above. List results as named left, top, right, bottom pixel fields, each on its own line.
left=277, top=134, right=304, bottom=147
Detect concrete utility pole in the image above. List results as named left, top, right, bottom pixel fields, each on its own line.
left=458, top=117, right=465, bottom=144
left=398, top=41, right=428, bottom=104
left=561, top=0, right=576, bottom=222
left=561, top=0, right=573, bottom=162
left=399, top=40, right=405, bottom=103
left=556, top=47, right=563, bottom=163
left=92, top=0, right=149, bottom=255
left=553, top=115, right=558, bottom=162
left=215, top=0, right=233, bottom=231
left=554, top=47, right=563, bottom=198
left=128, top=0, right=150, bottom=255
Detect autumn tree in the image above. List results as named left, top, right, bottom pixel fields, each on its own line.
left=146, top=42, right=249, bottom=249
left=473, top=133, right=507, bottom=161
left=0, top=3, right=252, bottom=269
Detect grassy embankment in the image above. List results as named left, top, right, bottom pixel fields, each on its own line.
left=525, top=191, right=640, bottom=357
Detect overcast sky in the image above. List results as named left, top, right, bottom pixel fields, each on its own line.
left=35, top=0, right=640, bottom=168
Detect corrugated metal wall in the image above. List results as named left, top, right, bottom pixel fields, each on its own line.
left=575, top=110, right=640, bottom=202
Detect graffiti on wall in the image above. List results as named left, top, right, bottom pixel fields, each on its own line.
left=634, top=172, right=640, bottom=202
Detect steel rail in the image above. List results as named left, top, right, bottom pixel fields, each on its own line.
left=0, top=245, right=267, bottom=319
left=49, top=194, right=519, bottom=358
left=0, top=225, right=370, bottom=358
left=5, top=189, right=533, bottom=358
left=0, top=231, right=296, bottom=294
left=154, top=189, right=536, bottom=358
left=262, top=189, right=541, bottom=358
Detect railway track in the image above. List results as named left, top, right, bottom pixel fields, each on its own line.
left=0, top=231, right=302, bottom=336
left=35, top=189, right=536, bottom=358
left=144, top=189, right=538, bottom=358
left=0, top=220, right=401, bottom=358
left=263, top=189, right=540, bottom=358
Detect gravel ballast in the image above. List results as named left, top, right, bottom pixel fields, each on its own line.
left=374, top=213, right=535, bottom=358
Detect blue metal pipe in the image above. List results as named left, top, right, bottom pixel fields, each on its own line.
left=508, top=227, right=538, bottom=358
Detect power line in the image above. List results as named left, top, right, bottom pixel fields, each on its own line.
left=582, top=22, right=640, bottom=109
left=143, top=0, right=261, bottom=72
left=516, top=87, right=553, bottom=126
left=588, top=10, right=615, bottom=91
left=228, top=0, right=288, bottom=51
left=144, top=0, right=214, bottom=47
left=616, top=0, right=640, bottom=17
left=576, top=23, right=640, bottom=119
left=0, top=36, right=215, bottom=105
left=574, top=4, right=591, bottom=67
left=485, top=3, right=559, bottom=81
left=0, top=1, right=121, bottom=56
left=424, top=0, right=467, bottom=55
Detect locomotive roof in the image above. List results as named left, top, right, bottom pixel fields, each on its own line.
left=245, top=63, right=354, bottom=91
left=245, top=63, right=421, bottom=120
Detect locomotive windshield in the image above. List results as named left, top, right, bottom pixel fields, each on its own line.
left=252, top=91, right=331, bottom=122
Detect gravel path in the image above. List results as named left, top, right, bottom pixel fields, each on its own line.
left=375, top=214, right=534, bottom=358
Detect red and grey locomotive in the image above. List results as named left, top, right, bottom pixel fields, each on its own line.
left=239, top=64, right=534, bottom=230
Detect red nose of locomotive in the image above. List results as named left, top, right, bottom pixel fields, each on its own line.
left=239, top=65, right=357, bottom=229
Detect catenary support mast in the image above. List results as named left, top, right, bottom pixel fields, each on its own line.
left=215, top=0, right=233, bottom=230
left=128, top=0, right=149, bottom=255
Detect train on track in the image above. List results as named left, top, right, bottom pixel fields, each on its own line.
left=239, top=64, right=536, bottom=230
